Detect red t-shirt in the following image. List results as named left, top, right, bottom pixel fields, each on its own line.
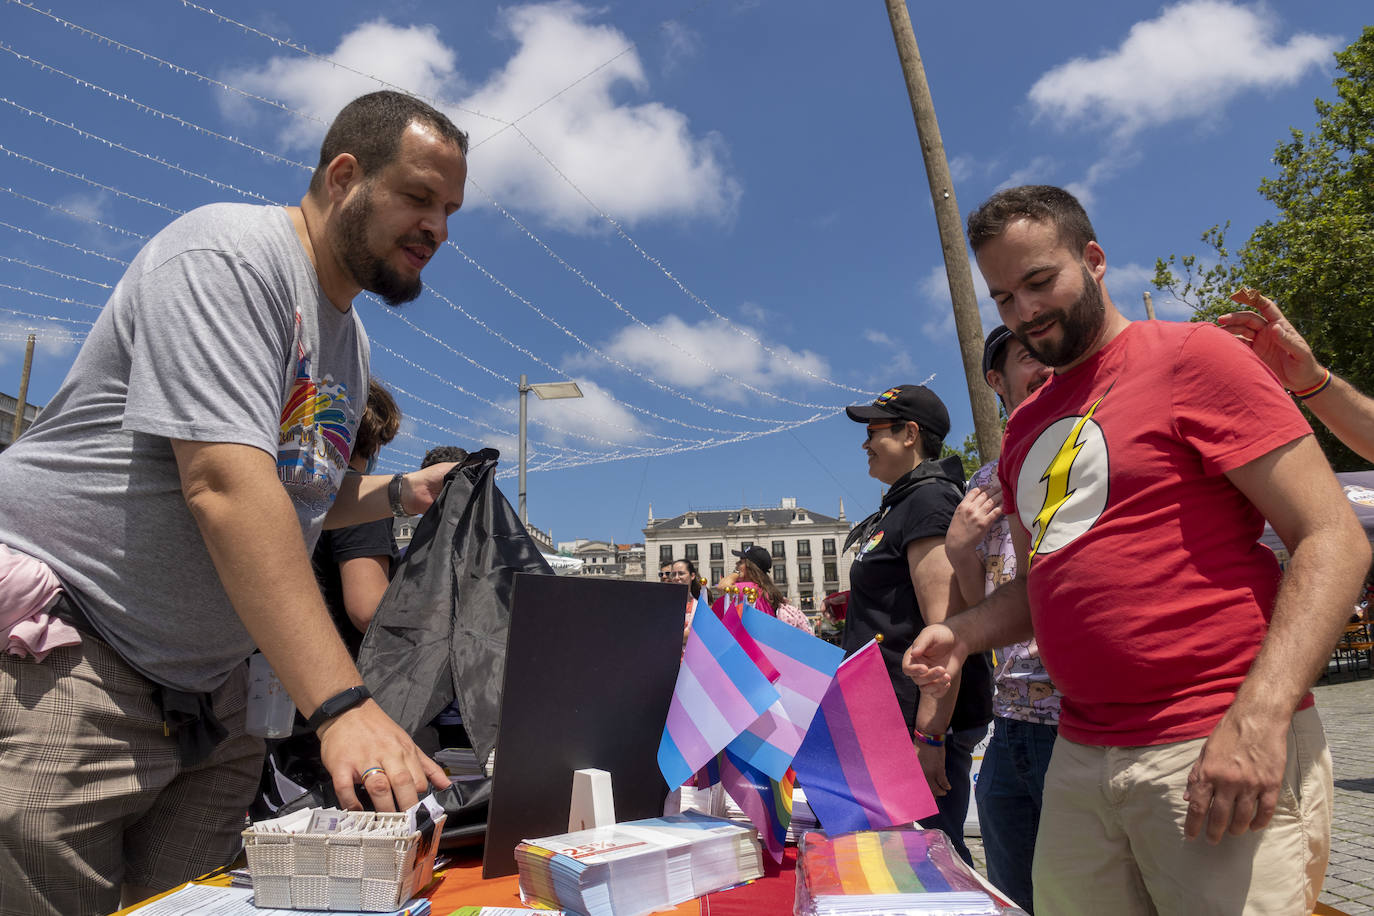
left=998, top=321, right=1313, bottom=746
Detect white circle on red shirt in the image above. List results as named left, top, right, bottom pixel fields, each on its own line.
left=1016, top=412, right=1110, bottom=559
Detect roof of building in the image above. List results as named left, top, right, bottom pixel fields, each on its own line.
left=645, top=506, right=845, bottom=533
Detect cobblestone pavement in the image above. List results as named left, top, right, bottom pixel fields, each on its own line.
left=1315, top=673, right=1374, bottom=914
left=962, top=673, right=1374, bottom=914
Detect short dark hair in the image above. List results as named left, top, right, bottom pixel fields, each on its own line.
left=421, top=445, right=469, bottom=469
left=918, top=428, right=944, bottom=462
left=309, top=90, right=468, bottom=196
left=354, top=379, right=401, bottom=462
left=966, top=185, right=1097, bottom=255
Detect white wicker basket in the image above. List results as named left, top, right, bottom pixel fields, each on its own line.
left=243, top=811, right=446, bottom=911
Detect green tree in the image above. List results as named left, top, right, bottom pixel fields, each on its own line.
left=943, top=429, right=987, bottom=479
left=1155, top=26, right=1374, bottom=471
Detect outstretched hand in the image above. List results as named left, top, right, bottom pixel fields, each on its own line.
left=400, top=462, right=458, bottom=516
left=1217, top=289, right=1324, bottom=392
left=902, top=624, right=961, bottom=698
left=317, top=700, right=452, bottom=812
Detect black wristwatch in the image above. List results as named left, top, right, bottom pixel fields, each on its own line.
left=306, top=685, right=371, bottom=730
left=388, top=473, right=408, bottom=518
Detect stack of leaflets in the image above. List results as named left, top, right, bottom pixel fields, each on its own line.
left=796, top=829, right=1001, bottom=916
left=515, top=810, right=763, bottom=916
left=719, top=785, right=818, bottom=845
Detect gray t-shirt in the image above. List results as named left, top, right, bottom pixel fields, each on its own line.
left=0, top=203, right=368, bottom=692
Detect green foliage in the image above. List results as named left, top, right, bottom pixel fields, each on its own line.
left=942, top=429, right=985, bottom=480
left=1154, top=26, right=1374, bottom=471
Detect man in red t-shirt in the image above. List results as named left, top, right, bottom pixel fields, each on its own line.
left=903, top=185, right=1369, bottom=914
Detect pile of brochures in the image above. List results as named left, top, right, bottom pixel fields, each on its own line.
left=514, top=810, right=763, bottom=916
left=795, top=829, right=1000, bottom=916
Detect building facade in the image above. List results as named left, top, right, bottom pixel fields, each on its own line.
left=642, top=498, right=852, bottom=612
left=554, top=539, right=646, bottom=579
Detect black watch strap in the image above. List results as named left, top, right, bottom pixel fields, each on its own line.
left=306, top=685, right=371, bottom=730
left=388, top=473, right=407, bottom=517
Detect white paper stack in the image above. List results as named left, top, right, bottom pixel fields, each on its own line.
left=515, top=810, right=763, bottom=916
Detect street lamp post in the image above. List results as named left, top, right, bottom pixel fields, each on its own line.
left=517, top=373, right=584, bottom=526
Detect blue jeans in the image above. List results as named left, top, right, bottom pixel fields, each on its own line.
left=917, top=724, right=988, bottom=867
left=974, top=717, right=1057, bottom=914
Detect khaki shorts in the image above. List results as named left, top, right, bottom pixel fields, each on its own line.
left=0, top=634, right=264, bottom=916
left=1033, top=705, right=1331, bottom=916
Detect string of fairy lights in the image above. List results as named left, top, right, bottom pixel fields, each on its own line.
left=0, top=0, right=884, bottom=486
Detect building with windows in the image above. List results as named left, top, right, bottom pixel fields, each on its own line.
left=0, top=392, right=41, bottom=450
left=642, top=498, right=852, bottom=612
left=554, top=539, right=645, bottom=579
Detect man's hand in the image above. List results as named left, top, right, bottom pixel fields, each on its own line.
left=317, top=700, right=452, bottom=812
left=916, top=741, right=949, bottom=798
left=1218, top=289, right=1325, bottom=392
left=946, top=484, right=1003, bottom=557
left=1182, top=706, right=1288, bottom=844
left=902, top=624, right=961, bottom=697
left=400, top=461, right=458, bottom=516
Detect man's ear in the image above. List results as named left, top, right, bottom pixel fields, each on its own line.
left=903, top=421, right=920, bottom=448
left=321, top=153, right=362, bottom=206
left=1082, top=240, right=1107, bottom=283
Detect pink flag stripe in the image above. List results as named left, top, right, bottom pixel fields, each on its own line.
left=758, top=648, right=838, bottom=700
left=836, top=643, right=927, bottom=824
left=665, top=659, right=770, bottom=765
left=684, top=628, right=777, bottom=727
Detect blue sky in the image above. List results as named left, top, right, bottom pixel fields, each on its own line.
left=0, top=0, right=1365, bottom=546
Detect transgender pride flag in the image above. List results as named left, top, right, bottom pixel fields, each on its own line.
left=791, top=639, right=937, bottom=833
left=657, top=593, right=780, bottom=789
left=723, top=601, right=844, bottom=780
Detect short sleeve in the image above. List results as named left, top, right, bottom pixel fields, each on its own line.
left=122, top=249, right=294, bottom=454
left=327, top=518, right=398, bottom=562
left=896, top=482, right=960, bottom=550
left=1172, top=323, right=1312, bottom=475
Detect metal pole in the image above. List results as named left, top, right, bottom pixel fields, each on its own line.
left=11, top=334, right=34, bottom=445
left=518, top=373, right=529, bottom=525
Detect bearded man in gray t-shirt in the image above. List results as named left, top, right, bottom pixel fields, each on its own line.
left=0, top=91, right=468, bottom=915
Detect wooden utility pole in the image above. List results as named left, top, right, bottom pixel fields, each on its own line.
left=1142, top=290, right=1157, bottom=320
left=10, top=334, right=34, bottom=445
left=883, top=0, right=1002, bottom=463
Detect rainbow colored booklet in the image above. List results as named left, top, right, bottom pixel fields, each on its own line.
left=796, top=829, right=1000, bottom=915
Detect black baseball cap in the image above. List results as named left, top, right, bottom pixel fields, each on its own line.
left=731, top=545, right=772, bottom=573
left=845, top=385, right=951, bottom=441
left=981, top=325, right=1016, bottom=380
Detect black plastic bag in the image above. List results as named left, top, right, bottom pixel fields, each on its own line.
left=358, top=447, right=553, bottom=772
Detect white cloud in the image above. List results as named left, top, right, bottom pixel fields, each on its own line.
left=570, top=313, right=831, bottom=402
left=221, top=5, right=740, bottom=233
left=225, top=20, right=460, bottom=151
left=465, top=3, right=740, bottom=231
left=917, top=256, right=997, bottom=340
left=0, top=320, right=82, bottom=367
left=526, top=378, right=646, bottom=447
left=996, top=155, right=1059, bottom=191
left=659, top=20, right=700, bottom=74
left=1028, top=1, right=1338, bottom=138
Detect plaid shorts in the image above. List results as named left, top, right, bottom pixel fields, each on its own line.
left=0, top=633, right=264, bottom=916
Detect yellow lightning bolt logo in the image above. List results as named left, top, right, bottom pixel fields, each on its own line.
left=1029, top=394, right=1107, bottom=562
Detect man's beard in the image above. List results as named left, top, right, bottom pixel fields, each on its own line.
left=335, top=186, right=423, bottom=306
left=1016, top=267, right=1104, bottom=367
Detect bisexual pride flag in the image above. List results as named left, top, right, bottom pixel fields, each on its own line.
left=790, top=639, right=937, bottom=833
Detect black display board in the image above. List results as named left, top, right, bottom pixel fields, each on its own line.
left=481, top=573, right=686, bottom=878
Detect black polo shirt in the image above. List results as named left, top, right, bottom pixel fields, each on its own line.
left=843, top=459, right=993, bottom=732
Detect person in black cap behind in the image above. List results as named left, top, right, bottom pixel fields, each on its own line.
left=842, top=384, right=993, bottom=865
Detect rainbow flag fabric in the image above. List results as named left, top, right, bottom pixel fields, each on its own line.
left=790, top=639, right=937, bottom=834
left=716, top=752, right=794, bottom=863
left=796, top=828, right=999, bottom=915
left=658, top=593, right=781, bottom=789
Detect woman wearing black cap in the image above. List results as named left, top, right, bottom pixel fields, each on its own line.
left=715, top=545, right=814, bottom=632
left=842, top=384, right=993, bottom=866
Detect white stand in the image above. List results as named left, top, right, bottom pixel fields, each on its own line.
left=568, top=768, right=617, bottom=832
